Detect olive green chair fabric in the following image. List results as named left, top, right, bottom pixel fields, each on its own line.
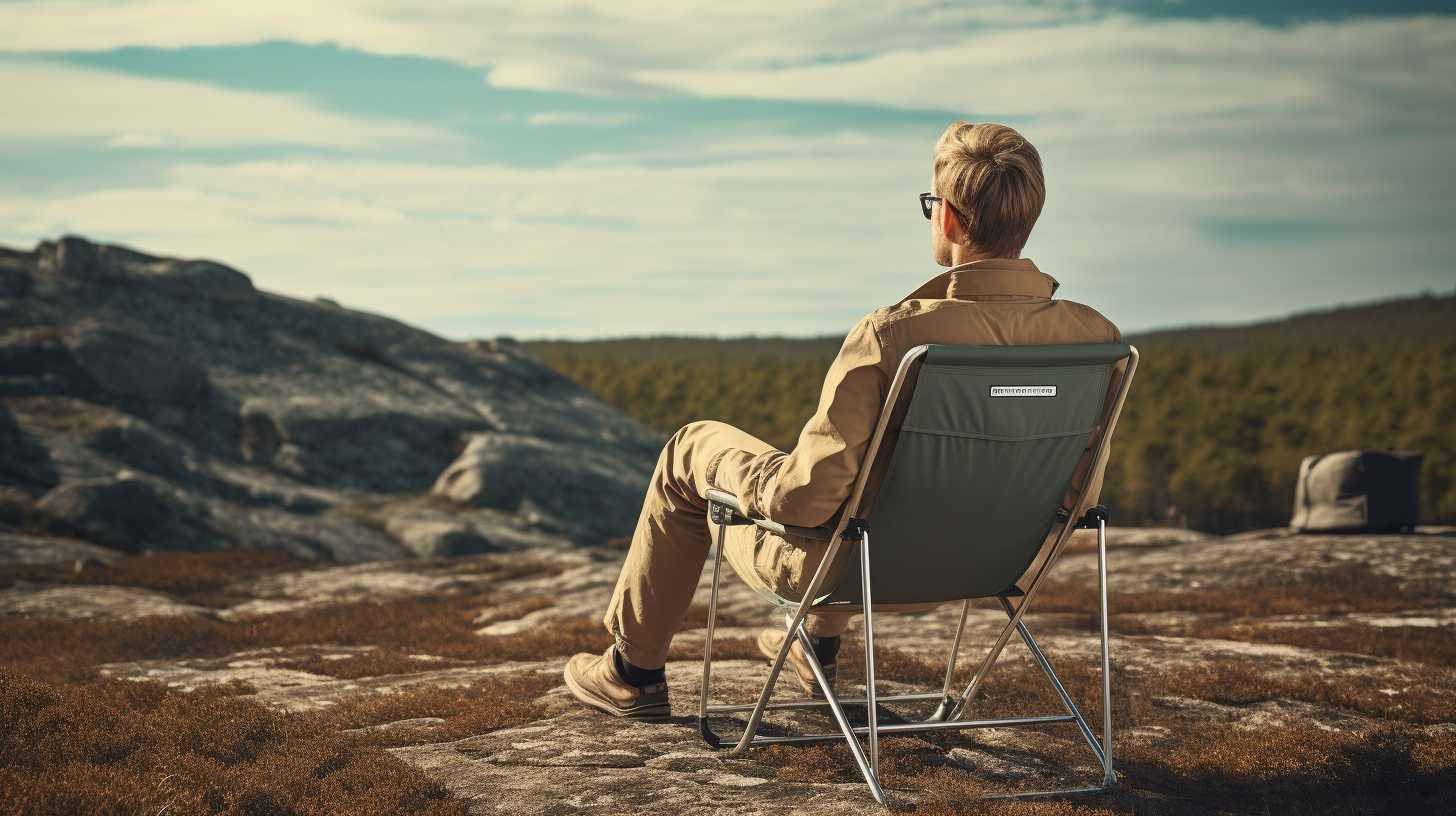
left=821, top=343, right=1130, bottom=605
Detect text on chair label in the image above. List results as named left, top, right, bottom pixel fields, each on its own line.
left=989, top=385, right=1057, bottom=397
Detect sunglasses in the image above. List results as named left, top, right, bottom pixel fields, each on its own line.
left=919, top=192, right=943, bottom=220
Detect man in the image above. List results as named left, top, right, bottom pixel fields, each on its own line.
left=564, top=122, right=1121, bottom=720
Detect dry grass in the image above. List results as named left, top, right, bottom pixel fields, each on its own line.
left=667, top=635, right=763, bottom=662
left=758, top=672, right=1455, bottom=814
left=0, top=549, right=577, bottom=815
left=473, top=594, right=555, bottom=626
left=273, top=649, right=466, bottom=680
left=1145, top=660, right=1456, bottom=725
left=306, top=672, right=562, bottom=748
left=4, top=549, right=1454, bottom=813
left=1194, top=622, right=1456, bottom=668
left=830, top=634, right=1454, bottom=727
left=0, top=606, right=615, bottom=683
left=0, top=552, right=580, bottom=683
left=751, top=617, right=1454, bottom=813
left=1028, top=561, right=1456, bottom=677
left=0, top=551, right=306, bottom=608
left=677, top=601, right=757, bottom=631
left=0, top=670, right=467, bottom=816
left=1035, top=563, right=1451, bottom=621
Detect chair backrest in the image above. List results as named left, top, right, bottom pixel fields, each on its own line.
left=821, top=342, right=1136, bottom=605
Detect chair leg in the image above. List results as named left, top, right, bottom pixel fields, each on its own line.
left=860, top=530, right=879, bottom=776
left=697, top=522, right=728, bottom=747
left=927, top=599, right=972, bottom=722
left=795, top=619, right=888, bottom=805
left=1096, top=517, right=1115, bottom=786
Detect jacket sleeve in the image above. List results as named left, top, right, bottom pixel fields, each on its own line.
left=732, top=314, right=888, bottom=527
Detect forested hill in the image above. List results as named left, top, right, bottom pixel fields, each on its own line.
left=525, top=291, right=1456, bottom=532
left=1128, top=290, right=1456, bottom=352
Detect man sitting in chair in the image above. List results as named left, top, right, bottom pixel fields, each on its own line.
left=565, top=121, right=1121, bottom=720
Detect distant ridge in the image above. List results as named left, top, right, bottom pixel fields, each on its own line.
left=525, top=289, right=1456, bottom=360
left=1126, top=290, right=1456, bottom=351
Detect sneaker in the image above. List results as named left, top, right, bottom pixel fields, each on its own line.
left=563, top=647, right=671, bottom=721
left=756, top=628, right=836, bottom=699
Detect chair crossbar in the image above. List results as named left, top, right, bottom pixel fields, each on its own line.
left=705, top=690, right=943, bottom=714
left=715, top=713, right=1079, bottom=747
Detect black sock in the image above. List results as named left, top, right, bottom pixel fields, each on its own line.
left=809, top=635, right=841, bottom=665
left=612, top=647, right=665, bottom=688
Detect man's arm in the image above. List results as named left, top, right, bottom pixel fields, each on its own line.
left=708, top=314, right=889, bottom=527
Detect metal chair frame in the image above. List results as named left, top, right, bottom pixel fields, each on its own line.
left=695, top=343, right=1139, bottom=806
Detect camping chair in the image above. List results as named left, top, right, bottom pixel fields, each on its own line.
left=696, top=342, right=1139, bottom=805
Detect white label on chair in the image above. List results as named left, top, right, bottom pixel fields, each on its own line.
left=990, top=385, right=1057, bottom=397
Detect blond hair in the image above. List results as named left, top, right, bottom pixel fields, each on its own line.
left=933, top=122, right=1045, bottom=257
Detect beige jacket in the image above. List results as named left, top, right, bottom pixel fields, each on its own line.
left=709, top=257, right=1122, bottom=537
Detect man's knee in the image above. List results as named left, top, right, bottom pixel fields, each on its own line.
left=672, top=420, right=730, bottom=444
left=657, top=420, right=732, bottom=466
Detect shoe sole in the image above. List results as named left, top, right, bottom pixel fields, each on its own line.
left=563, top=667, right=672, bottom=722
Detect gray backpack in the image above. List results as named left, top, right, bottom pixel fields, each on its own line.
left=1290, top=450, right=1422, bottom=533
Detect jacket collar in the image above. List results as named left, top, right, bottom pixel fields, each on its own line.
left=895, top=257, right=1059, bottom=305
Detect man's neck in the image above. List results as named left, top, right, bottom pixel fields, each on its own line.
left=948, top=244, right=1005, bottom=266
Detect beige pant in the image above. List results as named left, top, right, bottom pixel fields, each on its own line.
left=604, top=421, right=853, bottom=669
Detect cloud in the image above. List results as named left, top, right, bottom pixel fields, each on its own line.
left=641, top=15, right=1456, bottom=127
left=0, top=59, right=457, bottom=149
left=525, top=111, right=641, bottom=127
left=0, top=3, right=1450, bottom=337
left=5, top=5, right=1450, bottom=151
left=2, top=113, right=1450, bottom=339
left=0, top=2, right=1079, bottom=72
left=4, top=4, right=1451, bottom=137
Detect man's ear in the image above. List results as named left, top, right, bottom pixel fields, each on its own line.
left=940, top=200, right=966, bottom=244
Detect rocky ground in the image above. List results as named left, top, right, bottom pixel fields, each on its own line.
left=0, top=235, right=659, bottom=563
left=4, top=526, right=1453, bottom=814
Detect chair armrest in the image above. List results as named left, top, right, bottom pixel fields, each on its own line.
left=704, top=487, right=746, bottom=515
left=704, top=488, right=836, bottom=541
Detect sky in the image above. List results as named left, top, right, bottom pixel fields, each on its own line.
left=1, top=1, right=1453, bottom=339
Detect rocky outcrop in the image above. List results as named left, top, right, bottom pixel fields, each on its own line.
left=0, top=236, right=660, bottom=561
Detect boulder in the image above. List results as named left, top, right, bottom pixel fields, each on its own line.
left=84, top=417, right=190, bottom=480
left=36, top=475, right=206, bottom=552
left=385, top=516, right=498, bottom=558
left=432, top=432, right=652, bottom=543
left=36, top=235, right=107, bottom=281
left=0, top=403, right=59, bottom=491
left=64, top=324, right=210, bottom=405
